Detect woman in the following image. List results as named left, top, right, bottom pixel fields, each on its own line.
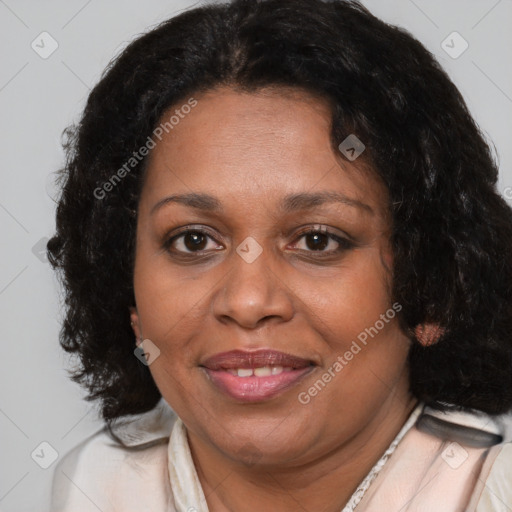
left=48, top=0, right=512, bottom=510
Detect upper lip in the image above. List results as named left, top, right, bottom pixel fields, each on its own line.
left=200, top=350, right=315, bottom=370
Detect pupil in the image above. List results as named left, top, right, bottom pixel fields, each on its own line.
left=184, top=232, right=206, bottom=251
left=306, top=233, right=328, bottom=251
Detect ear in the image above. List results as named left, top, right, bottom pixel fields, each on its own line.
left=129, top=306, right=142, bottom=344
left=414, top=322, right=446, bottom=347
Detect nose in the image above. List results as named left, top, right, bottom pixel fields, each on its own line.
left=211, top=245, right=295, bottom=329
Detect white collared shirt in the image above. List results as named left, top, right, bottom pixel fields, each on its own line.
left=50, top=399, right=512, bottom=512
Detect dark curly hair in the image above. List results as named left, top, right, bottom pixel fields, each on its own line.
left=48, top=0, right=512, bottom=421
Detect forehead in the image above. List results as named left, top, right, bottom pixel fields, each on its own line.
left=141, top=87, right=389, bottom=219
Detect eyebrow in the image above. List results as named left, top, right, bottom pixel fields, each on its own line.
left=150, top=191, right=373, bottom=215
left=151, top=193, right=222, bottom=215
left=281, top=191, right=373, bottom=215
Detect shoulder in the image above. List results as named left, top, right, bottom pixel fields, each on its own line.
left=417, top=403, right=512, bottom=512
left=474, top=441, right=512, bottom=512
left=51, top=400, right=177, bottom=512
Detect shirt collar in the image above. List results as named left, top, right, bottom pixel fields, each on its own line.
left=107, top=398, right=509, bottom=449
left=108, top=398, right=177, bottom=448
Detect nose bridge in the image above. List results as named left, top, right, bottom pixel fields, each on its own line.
left=212, top=237, right=294, bottom=328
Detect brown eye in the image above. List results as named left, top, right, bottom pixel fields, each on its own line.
left=291, top=226, right=354, bottom=255
left=166, top=229, right=223, bottom=254
left=304, top=232, right=330, bottom=251
left=183, top=232, right=207, bottom=251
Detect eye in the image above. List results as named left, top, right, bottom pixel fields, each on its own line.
left=165, top=228, right=223, bottom=254
left=291, top=226, right=353, bottom=254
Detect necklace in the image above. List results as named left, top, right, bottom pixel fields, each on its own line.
left=341, top=402, right=424, bottom=512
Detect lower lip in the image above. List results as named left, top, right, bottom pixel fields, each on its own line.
left=202, top=367, right=315, bottom=402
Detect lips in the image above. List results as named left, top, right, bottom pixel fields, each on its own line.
left=200, top=349, right=316, bottom=402
left=201, top=350, right=313, bottom=370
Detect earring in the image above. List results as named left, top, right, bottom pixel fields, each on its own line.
left=414, top=323, right=445, bottom=347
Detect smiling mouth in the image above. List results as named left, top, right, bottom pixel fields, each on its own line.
left=223, top=366, right=293, bottom=377
left=200, top=349, right=316, bottom=402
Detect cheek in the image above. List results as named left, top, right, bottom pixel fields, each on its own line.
left=133, top=264, right=201, bottom=378
left=133, top=259, right=203, bottom=408
left=298, top=252, right=409, bottom=421
left=298, top=250, right=394, bottom=346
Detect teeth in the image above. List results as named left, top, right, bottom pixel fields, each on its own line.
left=226, top=366, right=289, bottom=377
left=254, top=366, right=272, bottom=377
left=271, top=366, right=284, bottom=375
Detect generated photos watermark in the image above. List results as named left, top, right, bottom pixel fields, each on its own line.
left=298, top=302, right=402, bottom=405
left=93, top=97, right=198, bottom=200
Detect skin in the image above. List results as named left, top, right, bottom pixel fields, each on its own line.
left=130, top=87, right=418, bottom=512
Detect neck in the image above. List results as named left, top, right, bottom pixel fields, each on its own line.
left=187, top=392, right=420, bottom=512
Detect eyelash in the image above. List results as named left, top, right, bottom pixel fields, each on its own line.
left=163, top=225, right=354, bottom=258
left=293, top=226, right=354, bottom=254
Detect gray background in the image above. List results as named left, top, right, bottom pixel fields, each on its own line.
left=0, top=1, right=511, bottom=511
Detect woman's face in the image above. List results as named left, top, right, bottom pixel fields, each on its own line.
left=131, top=87, right=413, bottom=466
